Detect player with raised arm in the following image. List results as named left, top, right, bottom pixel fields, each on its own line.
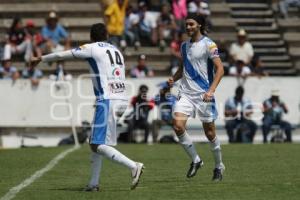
left=31, top=23, right=144, bottom=191
left=167, top=14, right=225, bottom=181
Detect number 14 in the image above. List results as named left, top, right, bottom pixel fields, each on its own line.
left=106, top=50, right=123, bottom=66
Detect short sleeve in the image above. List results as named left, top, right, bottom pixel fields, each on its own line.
left=71, top=44, right=92, bottom=59
left=207, top=40, right=219, bottom=59
left=58, top=25, right=68, bottom=38
left=242, top=66, right=252, bottom=75
left=229, top=66, right=237, bottom=75
left=41, top=26, right=49, bottom=38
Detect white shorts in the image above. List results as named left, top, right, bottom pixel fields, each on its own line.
left=173, top=94, right=218, bottom=123
left=89, top=99, right=128, bottom=146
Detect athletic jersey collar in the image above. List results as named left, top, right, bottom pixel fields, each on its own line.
left=189, top=35, right=205, bottom=44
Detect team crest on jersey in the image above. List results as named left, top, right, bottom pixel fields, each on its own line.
left=112, top=68, right=121, bottom=76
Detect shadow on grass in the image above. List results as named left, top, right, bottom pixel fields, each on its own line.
left=49, top=187, right=130, bottom=192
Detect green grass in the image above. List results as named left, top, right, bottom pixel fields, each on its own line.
left=1, top=144, right=300, bottom=200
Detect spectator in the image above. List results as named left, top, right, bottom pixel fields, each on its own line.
left=251, top=55, right=268, bottom=77
left=229, top=60, right=252, bottom=86
left=262, top=90, right=292, bottom=143
left=25, top=20, right=44, bottom=58
left=152, top=82, right=177, bottom=143
left=58, top=121, right=90, bottom=145
left=127, top=85, right=155, bottom=143
left=169, top=31, right=185, bottom=75
left=22, top=62, right=43, bottom=87
left=187, top=0, right=201, bottom=15
left=104, top=0, right=128, bottom=50
left=138, top=2, right=159, bottom=46
left=49, top=64, right=72, bottom=81
left=125, top=5, right=141, bottom=50
left=0, top=58, right=20, bottom=81
left=218, top=39, right=230, bottom=75
left=41, top=11, right=71, bottom=54
left=229, top=29, right=254, bottom=66
left=279, top=0, right=300, bottom=18
left=172, top=0, right=187, bottom=31
left=224, top=86, right=257, bottom=143
left=130, top=54, right=154, bottom=78
left=157, top=3, right=177, bottom=51
left=3, top=17, right=33, bottom=63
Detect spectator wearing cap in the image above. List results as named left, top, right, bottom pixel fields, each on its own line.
left=229, top=60, right=252, bottom=86
left=3, top=17, right=33, bottom=63
left=130, top=54, right=154, bottom=78
left=0, top=58, right=20, bottom=81
left=104, top=0, right=129, bottom=50
left=262, top=90, right=292, bottom=143
left=229, top=29, right=254, bottom=66
left=25, top=20, right=44, bottom=58
left=41, top=11, right=71, bottom=54
left=152, top=82, right=177, bottom=142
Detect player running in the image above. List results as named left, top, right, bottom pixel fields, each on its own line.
left=167, top=14, right=225, bottom=181
left=31, top=23, right=144, bottom=191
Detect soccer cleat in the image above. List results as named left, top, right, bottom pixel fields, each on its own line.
left=131, top=162, right=145, bottom=190
left=212, top=164, right=225, bottom=182
left=186, top=160, right=204, bottom=178
left=84, top=185, right=99, bottom=192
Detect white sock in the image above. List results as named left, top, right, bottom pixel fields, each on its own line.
left=88, top=152, right=102, bottom=187
left=97, top=145, right=136, bottom=170
left=210, top=137, right=223, bottom=169
left=178, top=131, right=201, bottom=163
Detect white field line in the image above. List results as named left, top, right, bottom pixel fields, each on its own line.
left=0, top=146, right=80, bottom=200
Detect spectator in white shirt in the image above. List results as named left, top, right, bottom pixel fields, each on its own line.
left=229, top=60, right=252, bottom=86
left=229, top=29, right=254, bottom=66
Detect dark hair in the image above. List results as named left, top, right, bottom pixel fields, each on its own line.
left=185, top=13, right=206, bottom=35
left=235, top=86, right=244, bottom=96
left=10, top=17, right=21, bottom=32
left=139, top=84, right=148, bottom=92
left=90, top=23, right=108, bottom=42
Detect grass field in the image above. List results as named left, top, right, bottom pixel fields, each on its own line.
left=0, top=144, right=300, bottom=200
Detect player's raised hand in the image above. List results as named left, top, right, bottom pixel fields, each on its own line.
left=30, top=57, right=42, bottom=67
left=203, top=90, right=214, bottom=102
left=167, top=77, right=174, bottom=87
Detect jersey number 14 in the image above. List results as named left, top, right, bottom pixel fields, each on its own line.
left=106, top=50, right=123, bottom=66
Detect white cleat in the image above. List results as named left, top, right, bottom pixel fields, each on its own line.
left=131, top=162, right=145, bottom=190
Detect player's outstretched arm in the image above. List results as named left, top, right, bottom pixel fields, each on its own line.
left=203, top=57, right=224, bottom=102
left=31, top=50, right=74, bottom=67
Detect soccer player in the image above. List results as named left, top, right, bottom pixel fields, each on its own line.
left=167, top=14, right=225, bottom=181
left=31, top=23, right=144, bottom=191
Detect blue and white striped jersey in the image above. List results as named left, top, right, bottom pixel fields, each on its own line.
left=71, top=42, right=127, bottom=100
left=179, top=36, right=219, bottom=97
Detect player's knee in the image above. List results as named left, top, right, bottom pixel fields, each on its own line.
left=173, top=122, right=185, bottom=135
